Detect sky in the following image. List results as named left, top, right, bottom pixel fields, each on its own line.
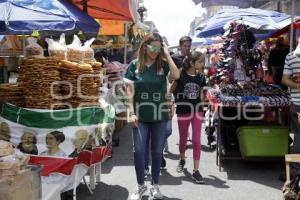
left=144, top=0, right=206, bottom=46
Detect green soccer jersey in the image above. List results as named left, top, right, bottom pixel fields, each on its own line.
left=125, top=59, right=169, bottom=122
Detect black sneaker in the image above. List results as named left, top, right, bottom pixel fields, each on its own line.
left=176, top=159, right=185, bottom=173
left=161, top=156, right=166, bottom=169
left=192, top=170, right=205, bottom=184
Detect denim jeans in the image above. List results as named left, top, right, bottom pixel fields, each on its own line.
left=144, top=120, right=172, bottom=170
left=132, top=121, right=167, bottom=185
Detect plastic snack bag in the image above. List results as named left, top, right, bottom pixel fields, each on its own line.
left=45, top=33, right=67, bottom=60
left=67, top=35, right=84, bottom=63
left=25, top=37, right=44, bottom=58
left=83, top=38, right=95, bottom=62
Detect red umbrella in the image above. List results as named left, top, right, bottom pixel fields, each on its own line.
left=68, top=0, right=134, bottom=21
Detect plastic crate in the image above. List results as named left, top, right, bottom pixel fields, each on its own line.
left=237, top=126, right=289, bottom=158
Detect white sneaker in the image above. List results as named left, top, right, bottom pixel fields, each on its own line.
left=129, top=184, right=147, bottom=200
left=150, top=184, right=163, bottom=199
left=144, top=169, right=151, bottom=179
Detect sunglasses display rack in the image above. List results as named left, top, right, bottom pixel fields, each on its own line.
left=208, top=21, right=289, bottom=107
left=205, top=22, right=291, bottom=172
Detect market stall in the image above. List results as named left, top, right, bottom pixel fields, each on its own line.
left=0, top=1, right=119, bottom=195
left=205, top=22, right=291, bottom=171
left=0, top=33, right=116, bottom=198
left=0, top=0, right=100, bottom=84
left=0, top=102, right=115, bottom=199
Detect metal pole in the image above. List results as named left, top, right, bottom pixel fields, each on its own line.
left=83, top=0, right=88, bottom=13
left=289, top=0, right=295, bottom=52
left=124, top=22, right=129, bottom=64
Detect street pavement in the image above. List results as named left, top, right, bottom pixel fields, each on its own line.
left=76, top=117, right=285, bottom=200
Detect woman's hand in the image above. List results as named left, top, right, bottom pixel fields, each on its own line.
left=128, top=114, right=138, bottom=128
left=162, top=42, right=170, bottom=58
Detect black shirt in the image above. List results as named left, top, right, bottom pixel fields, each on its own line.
left=268, top=45, right=289, bottom=67
left=171, top=53, right=185, bottom=69
left=174, top=71, right=206, bottom=114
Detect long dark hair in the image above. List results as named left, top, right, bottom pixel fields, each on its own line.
left=48, top=130, right=65, bottom=144
left=182, top=51, right=205, bottom=72
left=137, top=32, right=164, bottom=73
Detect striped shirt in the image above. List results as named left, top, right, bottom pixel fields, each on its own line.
left=283, top=52, right=300, bottom=103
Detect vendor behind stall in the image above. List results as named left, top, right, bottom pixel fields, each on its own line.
left=268, top=37, right=289, bottom=89
left=282, top=37, right=300, bottom=176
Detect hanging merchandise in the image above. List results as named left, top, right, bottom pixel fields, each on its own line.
left=207, top=21, right=291, bottom=107
left=215, top=22, right=262, bottom=84
left=234, top=58, right=245, bottom=81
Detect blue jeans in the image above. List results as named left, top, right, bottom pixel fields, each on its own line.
left=144, top=120, right=172, bottom=170
left=132, top=121, right=167, bottom=185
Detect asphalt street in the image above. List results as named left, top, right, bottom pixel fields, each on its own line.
left=75, top=117, right=285, bottom=200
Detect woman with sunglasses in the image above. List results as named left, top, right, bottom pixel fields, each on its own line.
left=125, top=32, right=179, bottom=200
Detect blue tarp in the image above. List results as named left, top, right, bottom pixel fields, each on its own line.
left=192, top=37, right=222, bottom=46
left=193, top=0, right=252, bottom=8
left=0, top=0, right=100, bottom=34
left=197, top=8, right=293, bottom=38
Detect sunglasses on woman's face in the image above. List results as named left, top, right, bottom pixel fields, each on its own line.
left=147, top=45, right=161, bottom=53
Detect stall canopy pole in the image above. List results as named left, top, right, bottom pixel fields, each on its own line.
left=290, top=0, right=295, bottom=52
left=22, top=35, right=25, bottom=56
left=83, top=0, right=88, bottom=13
left=124, top=22, right=129, bottom=64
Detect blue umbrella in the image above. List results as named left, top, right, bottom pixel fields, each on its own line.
left=0, top=0, right=99, bottom=34
left=193, top=0, right=252, bottom=8
left=197, top=8, right=293, bottom=38
left=192, top=36, right=223, bottom=46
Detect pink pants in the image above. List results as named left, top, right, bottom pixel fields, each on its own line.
left=177, top=112, right=203, bottom=160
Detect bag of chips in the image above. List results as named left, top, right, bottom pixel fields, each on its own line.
left=83, top=38, right=95, bottom=63
left=25, top=37, right=44, bottom=58
left=67, top=35, right=84, bottom=63
left=46, top=33, right=67, bottom=60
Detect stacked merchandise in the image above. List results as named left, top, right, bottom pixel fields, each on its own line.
left=209, top=82, right=290, bottom=107
left=18, top=58, right=62, bottom=109
left=89, top=61, right=103, bottom=91
left=0, top=83, right=25, bottom=107
left=60, top=60, right=101, bottom=108
left=0, top=140, right=32, bottom=199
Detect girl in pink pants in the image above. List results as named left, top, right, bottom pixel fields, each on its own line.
left=171, top=50, right=206, bottom=184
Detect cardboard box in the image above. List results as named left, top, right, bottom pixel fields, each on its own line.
left=0, top=169, right=32, bottom=200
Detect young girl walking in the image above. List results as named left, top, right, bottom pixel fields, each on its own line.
left=171, top=50, right=206, bottom=184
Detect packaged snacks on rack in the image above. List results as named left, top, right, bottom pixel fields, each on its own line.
left=83, top=38, right=95, bottom=62
left=45, top=33, right=67, bottom=60
left=67, top=35, right=84, bottom=63
left=25, top=37, right=44, bottom=58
